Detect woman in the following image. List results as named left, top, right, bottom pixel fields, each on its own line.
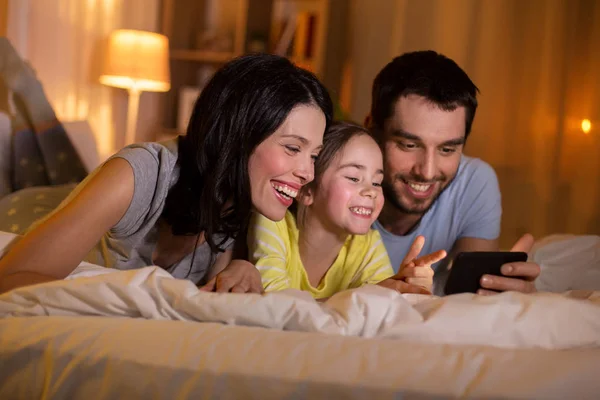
left=0, top=53, right=333, bottom=294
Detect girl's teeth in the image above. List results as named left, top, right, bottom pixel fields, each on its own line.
left=350, top=207, right=372, bottom=215
left=408, top=183, right=431, bottom=192
left=272, top=183, right=298, bottom=198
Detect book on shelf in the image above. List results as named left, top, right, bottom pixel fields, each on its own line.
left=272, top=10, right=318, bottom=72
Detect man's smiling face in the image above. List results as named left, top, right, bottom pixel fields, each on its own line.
left=381, top=94, right=466, bottom=215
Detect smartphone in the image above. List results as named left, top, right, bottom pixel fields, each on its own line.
left=443, top=251, right=528, bottom=295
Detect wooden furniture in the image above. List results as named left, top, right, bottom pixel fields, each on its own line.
left=0, top=0, right=8, bottom=36
left=157, top=0, right=334, bottom=139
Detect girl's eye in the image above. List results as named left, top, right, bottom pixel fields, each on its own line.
left=372, top=182, right=382, bottom=187
left=285, top=145, right=300, bottom=153
left=345, top=176, right=359, bottom=183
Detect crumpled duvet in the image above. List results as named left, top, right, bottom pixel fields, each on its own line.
left=1, top=263, right=599, bottom=350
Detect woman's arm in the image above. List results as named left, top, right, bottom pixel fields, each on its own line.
left=0, top=158, right=135, bottom=293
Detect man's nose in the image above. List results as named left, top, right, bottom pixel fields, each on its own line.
left=414, top=153, right=436, bottom=181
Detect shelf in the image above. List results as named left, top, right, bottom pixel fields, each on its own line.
left=170, top=49, right=237, bottom=63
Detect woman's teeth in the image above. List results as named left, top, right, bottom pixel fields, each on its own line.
left=350, top=206, right=372, bottom=215
left=272, top=183, right=298, bottom=199
left=408, top=182, right=431, bottom=192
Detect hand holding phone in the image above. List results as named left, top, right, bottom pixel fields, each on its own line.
left=444, top=251, right=528, bottom=295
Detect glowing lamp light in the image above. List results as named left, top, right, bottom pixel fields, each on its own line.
left=581, top=119, right=592, bottom=134
left=100, top=29, right=171, bottom=145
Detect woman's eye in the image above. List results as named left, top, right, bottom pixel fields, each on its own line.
left=345, top=176, right=359, bottom=183
left=285, top=145, right=300, bottom=153
left=311, top=154, right=319, bottom=163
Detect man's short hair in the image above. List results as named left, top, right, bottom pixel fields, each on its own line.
left=371, top=50, right=479, bottom=139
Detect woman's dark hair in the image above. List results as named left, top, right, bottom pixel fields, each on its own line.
left=162, top=53, right=333, bottom=253
left=295, top=121, right=374, bottom=228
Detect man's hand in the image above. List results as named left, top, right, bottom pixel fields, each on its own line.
left=199, top=259, right=263, bottom=293
left=478, top=233, right=540, bottom=295
left=377, top=235, right=447, bottom=294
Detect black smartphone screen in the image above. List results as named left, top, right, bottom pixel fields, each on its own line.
left=444, top=251, right=528, bottom=295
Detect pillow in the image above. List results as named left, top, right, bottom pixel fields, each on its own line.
left=0, top=113, right=12, bottom=197
left=0, top=183, right=77, bottom=235
left=62, top=120, right=101, bottom=172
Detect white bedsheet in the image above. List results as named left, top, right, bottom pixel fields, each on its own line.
left=1, top=262, right=599, bottom=350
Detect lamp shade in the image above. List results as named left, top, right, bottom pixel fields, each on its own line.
left=100, top=29, right=171, bottom=92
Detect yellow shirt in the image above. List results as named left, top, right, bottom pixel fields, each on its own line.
left=247, top=211, right=395, bottom=299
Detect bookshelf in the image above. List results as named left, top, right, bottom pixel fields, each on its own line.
left=157, top=0, right=335, bottom=140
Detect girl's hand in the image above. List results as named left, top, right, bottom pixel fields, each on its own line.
left=396, top=235, right=446, bottom=292
left=378, top=235, right=446, bottom=294
left=376, top=278, right=433, bottom=295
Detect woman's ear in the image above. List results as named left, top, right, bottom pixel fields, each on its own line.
left=299, top=187, right=314, bottom=206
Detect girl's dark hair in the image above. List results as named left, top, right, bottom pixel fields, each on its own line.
left=295, top=121, right=373, bottom=227
left=307, top=121, right=371, bottom=192
left=162, top=53, right=333, bottom=253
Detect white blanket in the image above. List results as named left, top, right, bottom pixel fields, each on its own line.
left=1, top=263, right=599, bottom=350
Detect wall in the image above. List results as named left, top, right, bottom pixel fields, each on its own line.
left=6, top=0, right=161, bottom=160
left=347, top=0, right=600, bottom=247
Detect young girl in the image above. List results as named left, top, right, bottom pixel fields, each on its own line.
left=247, top=121, right=446, bottom=299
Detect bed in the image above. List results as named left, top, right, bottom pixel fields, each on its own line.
left=1, top=231, right=600, bottom=399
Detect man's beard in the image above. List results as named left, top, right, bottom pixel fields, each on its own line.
left=382, top=175, right=452, bottom=216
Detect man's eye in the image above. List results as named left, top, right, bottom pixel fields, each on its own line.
left=440, top=147, right=456, bottom=154
left=398, top=141, right=416, bottom=149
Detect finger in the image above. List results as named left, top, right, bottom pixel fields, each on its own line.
left=199, top=277, right=216, bottom=292
left=480, top=274, right=536, bottom=293
left=500, top=261, right=541, bottom=281
left=399, top=266, right=433, bottom=278
left=250, top=279, right=265, bottom=294
left=230, top=285, right=247, bottom=293
left=510, top=233, right=535, bottom=253
left=414, top=250, right=447, bottom=266
left=392, top=263, right=414, bottom=280
left=399, top=282, right=432, bottom=295
left=401, top=235, right=425, bottom=265
left=405, top=277, right=432, bottom=288
left=477, top=288, right=498, bottom=296
left=215, top=276, right=236, bottom=293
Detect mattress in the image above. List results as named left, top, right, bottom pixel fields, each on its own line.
left=1, top=231, right=600, bottom=398
left=1, top=316, right=600, bottom=399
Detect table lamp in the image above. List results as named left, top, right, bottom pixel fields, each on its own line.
left=99, top=29, right=170, bottom=145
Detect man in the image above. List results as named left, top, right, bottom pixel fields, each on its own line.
left=367, top=50, right=540, bottom=295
